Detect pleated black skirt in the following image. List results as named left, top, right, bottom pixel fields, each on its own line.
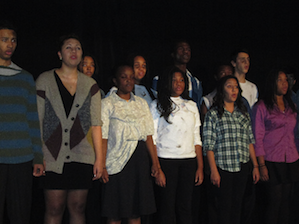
left=101, top=141, right=156, bottom=219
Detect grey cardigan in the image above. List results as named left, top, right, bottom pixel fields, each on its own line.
left=36, top=69, right=102, bottom=174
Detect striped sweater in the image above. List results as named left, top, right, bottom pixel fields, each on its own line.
left=0, top=63, right=43, bottom=165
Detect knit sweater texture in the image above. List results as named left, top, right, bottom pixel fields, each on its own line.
left=0, top=63, right=43, bottom=165
left=36, top=69, right=102, bottom=174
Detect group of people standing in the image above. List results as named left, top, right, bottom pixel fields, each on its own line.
left=1, top=19, right=299, bottom=224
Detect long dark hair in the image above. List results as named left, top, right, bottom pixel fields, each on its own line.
left=262, top=68, right=296, bottom=112
left=212, top=75, right=248, bottom=118
left=157, top=66, right=190, bottom=123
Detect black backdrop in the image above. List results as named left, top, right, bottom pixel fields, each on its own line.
left=2, top=0, right=299, bottom=95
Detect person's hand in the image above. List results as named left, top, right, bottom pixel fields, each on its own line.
left=195, top=168, right=204, bottom=186
left=210, top=170, right=220, bottom=188
left=155, top=170, right=166, bottom=187
left=33, top=164, right=45, bottom=177
left=260, top=165, right=269, bottom=181
left=93, top=160, right=103, bottom=180
left=252, top=167, right=260, bottom=184
left=151, top=164, right=160, bottom=178
left=101, top=168, right=109, bottom=183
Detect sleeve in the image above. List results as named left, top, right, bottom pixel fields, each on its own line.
left=254, top=84, right=259, bottom=105
left=101, top=98, right=111, bottom=139
left=247, top=121, right=255, bottom=145
left=90, top=83, right=103, bottom=126
left=140, top=99, right=154, bottom=136
left=27, top=74, right=43, bottom=164
left=202, top=110, right=217, bottom=155
left=252, top=102, right=266, bottom=157
left=105, top=86, right=118, bottom=98
left=149, top=100, right=159, bottom=145
left=193, top=102, right=202, bottom=146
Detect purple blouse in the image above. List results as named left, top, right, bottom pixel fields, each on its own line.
left=252, top=100, right=299, bottom=163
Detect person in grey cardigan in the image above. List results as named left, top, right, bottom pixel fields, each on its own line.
left=36, top=34, right=103, bottom=224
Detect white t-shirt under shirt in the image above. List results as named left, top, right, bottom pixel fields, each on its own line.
left=150, top=96, right=202, bottom=159
left=239, top=80, right=258, bottom=108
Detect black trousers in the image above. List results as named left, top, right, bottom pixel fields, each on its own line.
left=157, top=157, right=196, bottom=224
left=212, top=162, right=250, bottom=224
left=0, top=161, right=33, bottom=224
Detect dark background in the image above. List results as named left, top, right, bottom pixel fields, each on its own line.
left=2, top=0, right=299, bottom=95
left=2, top=1, right=299, bottom=223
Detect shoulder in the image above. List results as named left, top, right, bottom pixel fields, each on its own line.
left=206, top=107, right=218, bottom=118
left=255, top=100, right=265, bottom=108
left=252, top=100, right=266, bottom=113
left=187, top=69, right=201, bottom=82
left=245, top=79, right=258, bottom=89
left=102, top=94, right=113, bottom=103
left=36, top=69, right=56, bottom=83
left=106, top=86, right=118, bottom=97
left=133, top=95, right=148, bottom=106
left=15, top=69, right=35, bottom=82
left=185, top=98, right=197, bottom=108
left=153, top=75, right=159, bottom=81
left=78, top=71, right=96, bottom=84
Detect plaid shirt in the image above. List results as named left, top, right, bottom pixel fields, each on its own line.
left=203, top=107, right=255, bottom=172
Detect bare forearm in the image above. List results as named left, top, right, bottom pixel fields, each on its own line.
left=145, top=136, right=160, bottom=167
left=195, top=145, right=203, bottom=170
left=249, top=144, right=258, bottom=167
left=92, top=126, right=103, bottom=161
left=206, top=150, right=217, bottom=172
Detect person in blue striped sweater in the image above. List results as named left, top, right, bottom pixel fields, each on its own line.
left=0, top=20, right=44, bottom=224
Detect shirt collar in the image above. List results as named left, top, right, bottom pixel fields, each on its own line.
left=112, top=91, right=136, bottom=102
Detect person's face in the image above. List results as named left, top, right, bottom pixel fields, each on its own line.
left=81, top=56, right=95, bottom=77
left=133, top=56, right=146, bottom=82
left=231, top=52, right=250, bottom=75
left=217, top=65, right=233, bottom=80
left=171, top=72, right=185, bottom=97
left=58, top=38, right=82, bottom=68
left=223, top=78, right=239, bottom=103
left=114, top=66, right=134, bottom=95
left=0, top=29, right=17, bottom=64
left=276, top=72, right=288, bottom=96
left=286, top=73, right=295, bottom=90
left=173, top=42, right=191, bottom=65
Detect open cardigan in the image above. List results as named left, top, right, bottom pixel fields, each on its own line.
left=36, top=69, right=102, bottom=174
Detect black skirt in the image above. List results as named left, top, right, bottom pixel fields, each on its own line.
left=40, top=162, right=93, bottom=189
left=101, top=141, right=156, bottom=219
left=265, top=159, right=299, bottom=185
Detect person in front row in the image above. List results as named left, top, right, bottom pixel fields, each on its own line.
left=150, top=66, right=204, bottom=224
left=252, top=69, right=299, bottom=224
left=203, top=75, right=259, bottom=224
left=36, top=34, right=103, bottom=224
left=0, top=20, right=44, bottom=224
left=101, top=64, right=162, bottom=224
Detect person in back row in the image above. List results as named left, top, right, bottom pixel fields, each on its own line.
left=231, top=49, right=258, bottom=108
left=152, top=40, right=203, bottom=111
left=79, top=53, right=105, bottom=98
